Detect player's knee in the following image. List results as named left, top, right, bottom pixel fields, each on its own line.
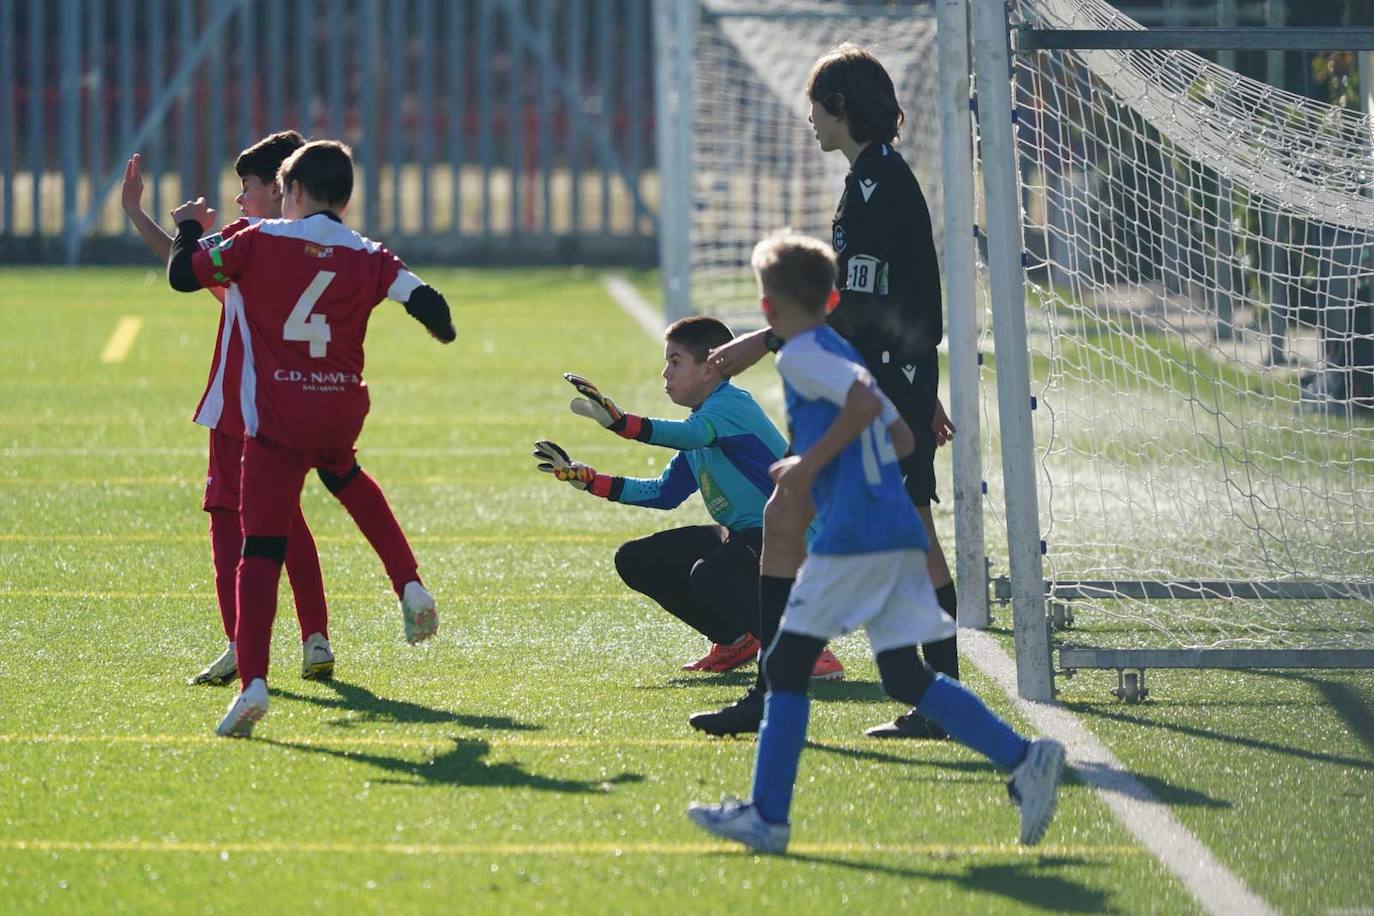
left=242, top=535, right=288, bottom=565
left=613, top=538, right=651, bottom=588
left=876, top=647, right=934, bottom=706
left=687, top=556, right=715, bottom=594
left=317, top=463, right=361, bottom=494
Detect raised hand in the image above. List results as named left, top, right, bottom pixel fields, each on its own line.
left=565, top=373, right=627, bottom=432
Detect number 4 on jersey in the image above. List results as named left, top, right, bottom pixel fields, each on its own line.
left=284, top=270, right=336, bottom=357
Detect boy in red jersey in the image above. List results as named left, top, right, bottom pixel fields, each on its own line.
left=126, top=132, right=441, bottom=687
left=124, top=131, right=337, bottom=684
left=165, top=140, right=456, bottom=737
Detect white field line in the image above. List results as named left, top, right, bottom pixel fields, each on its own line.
left=99, top=316, right=143, bottom=363
left=601, top=274, right=667, bottom=337
left=961, top=629, right=1275, bottom=916
left=602, top=271, right=1275, bottom=916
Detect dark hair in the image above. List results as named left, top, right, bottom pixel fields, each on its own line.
left=278, top=140, right=354, bottom=209
left=805, top=43, right=904, bottom=144
left=750, top=231, right=837, bottom=316
left=234, top=130, right=305, bottom=185
left=665, top=315, right=735, bottom=362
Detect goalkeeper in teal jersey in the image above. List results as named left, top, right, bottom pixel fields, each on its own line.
left=533, top=316, right=842, bottom=679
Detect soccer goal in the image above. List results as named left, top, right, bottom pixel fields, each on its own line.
left=973, top=0, right=1374, bottom=698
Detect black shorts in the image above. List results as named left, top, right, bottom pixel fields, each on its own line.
left=870, top=351, right=939, bottom=507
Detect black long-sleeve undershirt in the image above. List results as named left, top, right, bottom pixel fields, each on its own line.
left=167, top=219, right=204, bottom=292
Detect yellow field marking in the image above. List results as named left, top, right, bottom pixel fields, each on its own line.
left=99, top=316, right=143, bottom=364
left=0, top=838, right=1146, bottom=859
left=0, top=533, right=620, bottom=545
left=0, top=590, right=625, bottom=601
left=0, top=734, right=712, bottom=750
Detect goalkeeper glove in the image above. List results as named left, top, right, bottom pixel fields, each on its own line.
left=532, top=439, right=613, bottom=497
left=564, top=373, right=644, bottom=439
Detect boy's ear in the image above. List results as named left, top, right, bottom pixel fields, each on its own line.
left=268, top=180, right=283, bottom=202
left=825, top=288, right=840, bottom=314
left=760, top=295, right=775, bottom=319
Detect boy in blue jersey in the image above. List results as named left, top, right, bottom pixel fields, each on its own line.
left=532, top=316, right=843, bottom=677
left=687, top=233, right=1065, bottom=853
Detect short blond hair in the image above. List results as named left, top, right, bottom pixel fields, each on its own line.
left=750, top=231, right=837, bottom=316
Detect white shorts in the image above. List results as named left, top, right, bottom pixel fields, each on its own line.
left=780, top=549, right=956, bottom=654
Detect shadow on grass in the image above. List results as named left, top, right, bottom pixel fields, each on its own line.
left=1065, top=698, right=1374, bottom=773
left=264, top=735, right=644, bottom=794
left=1256, top=670, right=1374, bottom=760
left=1070, top=761, right=1230, bottom=810
left=643, top=670, right=756, bottom=689
left=786, top=852, right=1116, bottom=913
left=273, top=679, right=540, bottom=733
left=641, top=675, right=892, bottom=708
left=805, top=739, right=1000, bottom=776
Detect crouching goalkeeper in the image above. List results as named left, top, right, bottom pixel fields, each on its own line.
left=533, top=316, right=842, bottom=680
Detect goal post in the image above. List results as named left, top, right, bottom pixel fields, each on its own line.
left=974, top=0, right=1374, bottom=692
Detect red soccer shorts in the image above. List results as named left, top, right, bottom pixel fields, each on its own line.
left=203, top=428, right=245, bottom=512
left=239, top=436, right=357, bottom=537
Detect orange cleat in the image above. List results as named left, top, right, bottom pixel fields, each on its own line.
left=682, top=635, right=761, bottom=673
left=810, top=649, right=845, bottom=681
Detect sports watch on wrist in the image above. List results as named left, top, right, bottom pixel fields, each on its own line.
left=763, top=329, right=783, bottom=353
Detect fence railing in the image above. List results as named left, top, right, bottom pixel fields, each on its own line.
left=0, top=0, right=659, bottom=264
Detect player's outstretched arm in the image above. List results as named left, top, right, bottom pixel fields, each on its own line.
left=706, top=328, right=770, bottom=377
left=402, top=285, right=456, bottom=343
left=565, top=374, right=638, bottom=437
left=121, top=154, right=176, bottom=262
left=532, top=439, right=613, bottom=497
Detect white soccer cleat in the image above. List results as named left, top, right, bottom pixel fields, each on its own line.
left=687, top=798, right=790, bottom=855
left=300, top=632, right=335, bottom=680
left=188, top=644, right=238, bottom=686
left=399, top=581, right=439, bottom=644
left=1007, top=738, right=1067, bottom=845
left=216, top=678, right=269, bottom=738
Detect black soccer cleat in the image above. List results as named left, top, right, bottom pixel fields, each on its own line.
left=689, top=687, right=765, bottom=736
left=865, top=708, right=949, bottom=740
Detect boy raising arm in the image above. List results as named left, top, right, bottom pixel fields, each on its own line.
left=166, top=140, right=455, bottom=737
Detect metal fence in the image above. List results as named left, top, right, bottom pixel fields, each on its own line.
left=0, top=0, right=659, bottom=264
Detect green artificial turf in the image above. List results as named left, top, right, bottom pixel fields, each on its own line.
left=0, top=265, right=1364, bottom=913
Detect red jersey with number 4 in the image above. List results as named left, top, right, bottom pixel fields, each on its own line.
left=189, top=212, right=424, bottom=450
left=192, top=216, right=258, bottom=438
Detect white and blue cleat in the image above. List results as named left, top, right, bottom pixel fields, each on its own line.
left=1008, top=737, right=1067, bottom=845
left=687, top=798, right=790, bottom=855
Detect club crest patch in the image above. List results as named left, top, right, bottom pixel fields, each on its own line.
left=833, top=224, right=846, bottom=253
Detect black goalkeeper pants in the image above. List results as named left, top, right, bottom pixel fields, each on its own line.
left=614, top=525, right=762, bottom=645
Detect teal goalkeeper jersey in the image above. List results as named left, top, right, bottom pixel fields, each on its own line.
left=608, top=382, right=787, bottom=531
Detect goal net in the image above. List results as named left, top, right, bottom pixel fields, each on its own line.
left=687, top=0, right=943, bottom=326
left=1002, top=0, right=1374, bottom=650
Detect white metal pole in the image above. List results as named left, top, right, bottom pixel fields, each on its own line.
left=935, top=0, right=988, bottom=629
left=653, top=0, right=695, bottom=322
left=970, top=0, right=1052, bottom=699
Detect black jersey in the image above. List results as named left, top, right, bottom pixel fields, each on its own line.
left=826, top=142, right=942, bottom=367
